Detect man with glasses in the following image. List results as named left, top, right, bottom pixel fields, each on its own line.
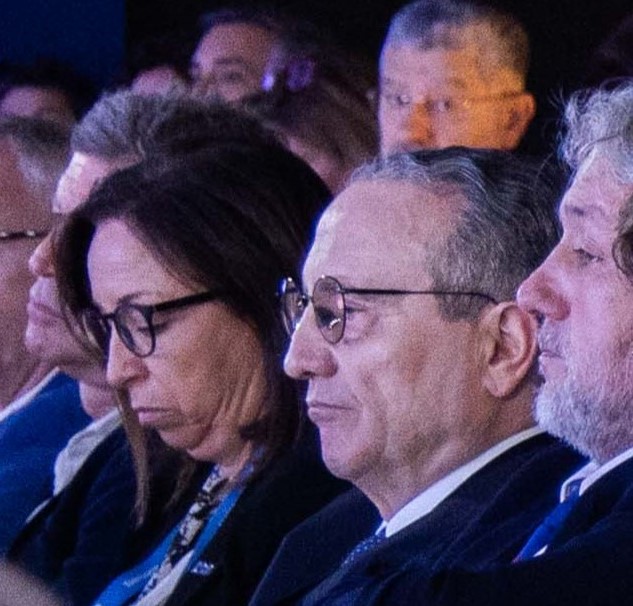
left=378, top=0, right=535, bottom=154
left=350, top=80, right=633, bottom=606
left=0, top=118, right=69, bottom=410
left=249, top=148, right=583, bottom=605
left=0, top=116, right=93, bottom=552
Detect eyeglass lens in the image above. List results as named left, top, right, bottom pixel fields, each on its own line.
left=282, top=277, right=346, bottom=344
left=114, top=306, right=154, bottom=356
left=81, top=305, right=156, bottom=357
left=312, top=277, right=345, bottom=343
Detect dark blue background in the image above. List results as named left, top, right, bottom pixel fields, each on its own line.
left=0, top=0, right=124, bottom=88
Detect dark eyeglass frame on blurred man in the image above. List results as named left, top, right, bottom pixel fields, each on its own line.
left=0, top=229, right=48, bottom=241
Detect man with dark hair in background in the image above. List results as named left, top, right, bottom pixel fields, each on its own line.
left=378, top=0, right=535, bottom=154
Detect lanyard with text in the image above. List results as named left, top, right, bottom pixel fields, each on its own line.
left=93, top=484, right=244, bottom=606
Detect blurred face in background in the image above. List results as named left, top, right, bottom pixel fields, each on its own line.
left=0, top=138, right=51, bottom=385
left=0, top=86, right=76, bottom=126
left=378, top=41, right=534, bottom=154
left=26, top=152, right=134, bottom=380
left=190, top=22, right=279, bottom=102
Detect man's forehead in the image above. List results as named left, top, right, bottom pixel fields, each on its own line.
left=380, top=35, right=517, bottom=92
left=382, top=43, right=475, bottom=73
left=196, top=23, right=276, bottom=59
left=53, top=152, right=131, bottom=215
left=559, top=154, right=632, bottom=228
left=303, top=179, right=453, bottom=285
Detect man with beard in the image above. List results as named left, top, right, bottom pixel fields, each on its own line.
left=363, top=81, right=633, bottom=606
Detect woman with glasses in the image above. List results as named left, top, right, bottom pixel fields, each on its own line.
left=32, top=142, right=344, bottom=606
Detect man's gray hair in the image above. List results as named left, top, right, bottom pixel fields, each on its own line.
left=71, top=90, right=279, bottom=161
left=576, top=82, right=633, bottom=279
left=383, top=0, right=530, bottom=82
left=0, top=116, right=70, bottom=200
left=561, top=80, right=633, bottom=184
left=352, top=148, right=560, bottom=320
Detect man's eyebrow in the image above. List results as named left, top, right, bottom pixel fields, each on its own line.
left=559, top=202, right=607, bottom=221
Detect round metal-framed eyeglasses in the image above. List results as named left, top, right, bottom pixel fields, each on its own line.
left=279, top=275, right=497, bottom=344
left=80, top=290, right=224, bottom=358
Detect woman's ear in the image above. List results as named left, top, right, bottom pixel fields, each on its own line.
left=478, top=302, right=538, bottom=398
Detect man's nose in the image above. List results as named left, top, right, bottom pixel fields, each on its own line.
left=28, top=234, right=55, bottom=278
left=400, top=101, right=436, bottom=150
left=517, top=252, right=570, bottom=323
left=283, top=306, right=338, bottom=380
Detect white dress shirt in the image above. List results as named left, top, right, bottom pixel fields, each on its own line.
left=53, top=407, right=122, bottom=494
left=379, top=427, right=544, bottom=538
left=559, top=444, right=633, bottom=501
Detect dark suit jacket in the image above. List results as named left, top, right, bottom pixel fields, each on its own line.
left=0, top=373, right=90, bottom=555
left=8, top=427, right=204, bottom=606
left=162, top=428, right=349, bottom=606
left=249, top=433, right=584, bottom=606
left=8, top=427, right=138, bottom=605
left=366, top=453, right=633, bottom=606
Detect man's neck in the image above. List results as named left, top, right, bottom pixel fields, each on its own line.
left=359, top=424, right=535, bottom=521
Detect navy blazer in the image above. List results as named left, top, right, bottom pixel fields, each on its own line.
left=250, top=433, right=584, bottom=606
left=366, top=453, right=633, bottom=606
left=8, top=428, right=203, bottom=606
left=0, top=373, right=90, bottom=554
left=8, top=427, right=139, bottom=605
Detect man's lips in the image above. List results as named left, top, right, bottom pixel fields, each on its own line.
left=27, top=299, right=63, bottom=322
left=306, top=400, right=350, bottom=424
left=537, top=328, right=564, bottom=358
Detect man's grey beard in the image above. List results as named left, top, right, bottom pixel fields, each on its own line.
left=535, top=354, right=633, bottom=464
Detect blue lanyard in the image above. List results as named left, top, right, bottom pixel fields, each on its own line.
left=93, top=484, right=244, bottom=606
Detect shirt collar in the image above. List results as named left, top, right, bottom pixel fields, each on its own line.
left=560, top=443, right=633, bottom=501
left=380, top=426, right=543, bottom=537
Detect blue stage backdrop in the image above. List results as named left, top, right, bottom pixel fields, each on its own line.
left=1, top=0, right=124, bottom=89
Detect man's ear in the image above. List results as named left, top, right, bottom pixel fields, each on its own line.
left=502, top=92, right=536, bottom=149
left=478, top=302, right=537, bottom=398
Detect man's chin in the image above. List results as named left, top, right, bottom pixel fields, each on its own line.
left=24, top=329, right=49, bottom=358
left=534, top=383, right=568, bottom=436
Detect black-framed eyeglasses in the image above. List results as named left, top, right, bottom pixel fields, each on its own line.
left=279, top=275, right=498, bottom=344
left=0, top=229, right=48, bottom=241
left=80, top=290, right=224, bottom=358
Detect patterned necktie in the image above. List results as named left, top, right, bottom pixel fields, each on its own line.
left=136, top=466, right=228, bottom=600
left=514, top=479, right=582, bottom=562
left=341, top=528, right=387, bottom=566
